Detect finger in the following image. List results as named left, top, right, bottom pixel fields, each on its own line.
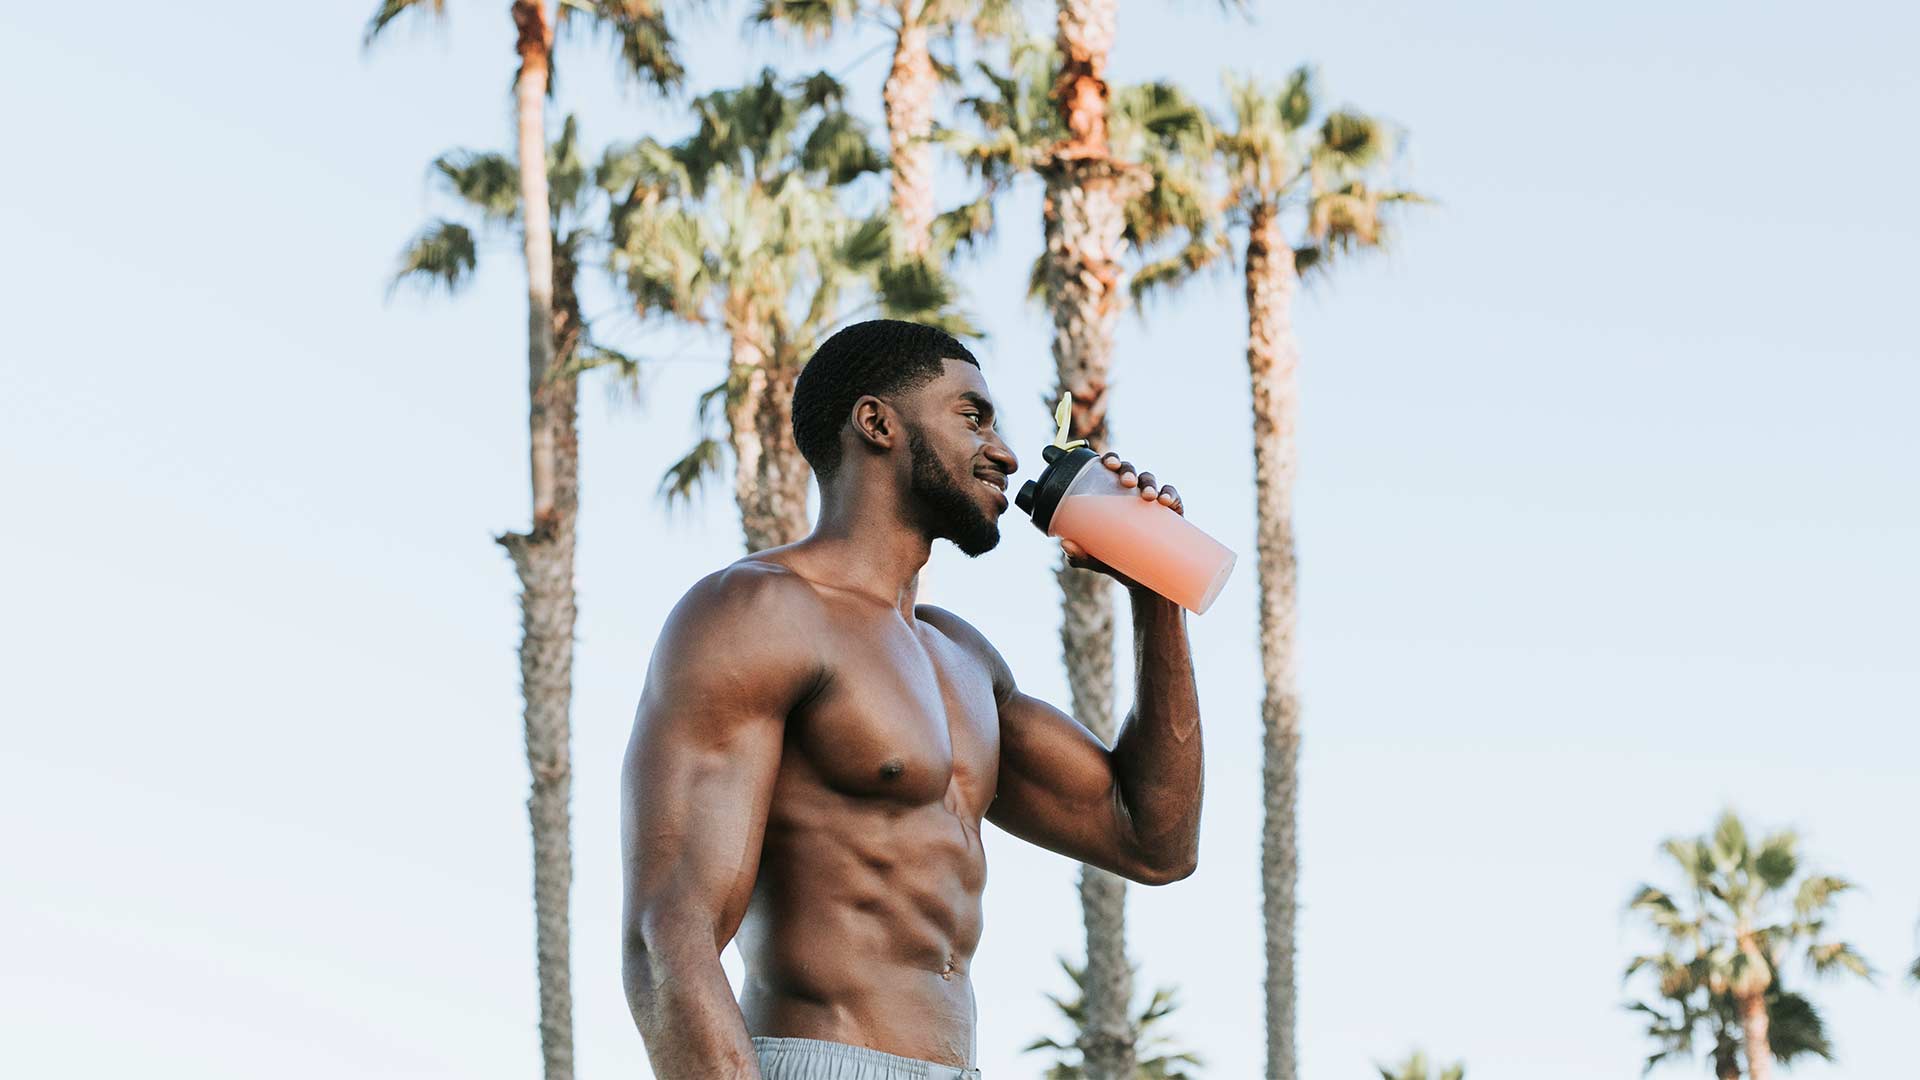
left=1101, top=451, right=1123, bottom=470
left=1157, top=485, right=1179, bottom=506
left=1061, top=539, right=1084, bottom=559
left=1118, top=461, right=1138, bottom=487
left=1136, top=471, right=1157, bottom=497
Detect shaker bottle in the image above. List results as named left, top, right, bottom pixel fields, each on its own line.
left=1013, top=395, right=1237, bottom=615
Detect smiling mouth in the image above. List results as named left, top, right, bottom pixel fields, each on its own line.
left=976, top=474, right=1009, bottom=507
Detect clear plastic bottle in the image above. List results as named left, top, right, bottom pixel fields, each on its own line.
left=1015, top=444, right=1237, bottom=614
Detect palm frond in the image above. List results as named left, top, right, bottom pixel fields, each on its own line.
left=1805, top=940, right=1873, bottom=980
left=1291, top=244, right=1325, bottom=282
left=562, top=339, right=645, bottom=383
left=1131, top=232, right=1230, bottom=305
left=837, top=214, right=893, bottom=271
left=1316, top=110, right=1390, bottom=172
left=658, top=436, right=727, bottom=506
left=1277, top=65, right=1314, bottom=131
left=558, top=0, right=684, bottom=93
left=362, top=0, right=444, bottom=48
left=1021, top=958, right=1202, bottom=1080
left=433, top=150, right=520, bottom=220
left=389, top=219, right=477, bottom=296
left=747, top=0, right=857, bottom=41
left=961, top=0, right=1023, bottom=39
left=1376, top=1049, right=1466, bottom=1080
left=549, top=113, right=590, bottom=216
left=875, top=258, right=977, bottom=338
left=931, top=194, right=997, bottom=260
left=792, top=69, right=849, bottom=111
left=800, top=106, right=884, bottom=184
left=1765, top=987, right=1835, bottom=1063
left=597, top=136, right=687, bottom=200
left=1792, top=874, right=1852, bottom=918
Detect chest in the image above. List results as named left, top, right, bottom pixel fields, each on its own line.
left=793, top=615, right=1000, bottom=811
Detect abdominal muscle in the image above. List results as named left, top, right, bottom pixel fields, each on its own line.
left=734, top=794, right=988, bottom=1068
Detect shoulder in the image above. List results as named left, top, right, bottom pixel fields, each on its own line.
left=649, top=558, right=827, bottom=690
left=915, top=603, right=1015, bottom=702
left=673, top=557, right=823, bottom=625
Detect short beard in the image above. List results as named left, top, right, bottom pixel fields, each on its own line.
left=908, top=427, right=1001, bottom=557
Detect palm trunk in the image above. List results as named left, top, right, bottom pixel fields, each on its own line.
left=1047, top=3, right=1134, bottom=1077
left=725, top=335, right=812, bottom=553
left=1735, top=932, right=1774, bottom=1080
left=1246, top=201, right=1301, bottom=1080
left=1738, top=989, right=1773, bottom=1080
left=499, top=8, right=564, bottom=1076
left=514, top=1, right=559, bottom=527
left=883, top=14, right=936, bottom=258
left=503, top=7, right=572, bottom=1080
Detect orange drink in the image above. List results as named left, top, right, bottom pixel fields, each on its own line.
left=1015, top=444, right=1237, bottom=614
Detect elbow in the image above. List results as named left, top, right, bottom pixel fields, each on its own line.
left=622, top=908, right=683, bottom=1007
left=1129, top=850, right=1198, bottom=886
left=622, top=923, right=658, bottom=1006
left=1143, top=857, right=1198, bottom=886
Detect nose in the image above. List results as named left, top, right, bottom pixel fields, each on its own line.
left=984, top=433, right=1018, bottom=477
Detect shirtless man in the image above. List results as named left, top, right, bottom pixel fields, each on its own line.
left=621, top=320, right=1205, bottom=1080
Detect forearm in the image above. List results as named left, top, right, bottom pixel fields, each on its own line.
left=624, top=924, right=763, bottom=1080
left=1110, top=586, right=1203, bottom=877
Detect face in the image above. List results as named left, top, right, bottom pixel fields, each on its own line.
left=903, top=359, right=1020, bottom=558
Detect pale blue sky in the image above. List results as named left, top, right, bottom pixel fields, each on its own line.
left=3, top=2, right=1917, bottom=1078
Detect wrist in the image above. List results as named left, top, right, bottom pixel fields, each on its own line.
left=1128, top=584, right=1180, bottom=613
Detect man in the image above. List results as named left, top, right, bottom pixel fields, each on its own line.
left=622, top=320, right=1205, bottom=1079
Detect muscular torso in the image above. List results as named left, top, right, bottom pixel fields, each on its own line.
left=733, top=559, right=1002, bottom=1068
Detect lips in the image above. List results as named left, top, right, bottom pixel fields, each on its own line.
left=976, top=472, right=1009, bottom=510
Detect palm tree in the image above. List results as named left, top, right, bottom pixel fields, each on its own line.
left=387, top=115, right=609, bottom=1080
left=942, top=37, right=1217, bottom=1080
left=1025, top=959, right=1204, bottom=1080
left=1162, top=67, right=1421, bottom=1080
left=603, top=70, right=968, bottom=552
left=945, top=36, right=1215, bottom=1080
left=1041, top=9, right=1163, bottom=1071
left=1626, top=810, right=1874, bottom=1080
left=1376, top=1051, right=1465, bottom=1080
left=750, top=0, right=1018, bottom=258
left=366, top=8, right=679, bottom=1080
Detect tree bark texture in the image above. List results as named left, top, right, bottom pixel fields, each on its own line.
left=506, top=7, right=572, bottom=1080
left=725, top=336, right=812, bottom=554
left=1735, top=943, right=1774, bottom=1080
left=1739, top=988, right=1774, bottom=1080
left=514, top=0, right=559, bottom=527
left=882, top=16, right=936, bottom=258
left=1046, top=4, right=1135, bottom=1076
left=1246, top=201, right=1301, bottom=1080
left=1052, top=0, right=1114, bottom=155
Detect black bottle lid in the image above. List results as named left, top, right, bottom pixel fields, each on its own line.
left=1013, top=443, right=1099, bottom=533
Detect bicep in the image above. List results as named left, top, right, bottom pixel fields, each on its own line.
left=986, top=688, right=1140, bottom=876
left=622, top=575, right=813, bottom=950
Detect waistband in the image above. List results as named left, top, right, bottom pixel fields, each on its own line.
left=751, top=1035, right=982, bottom=1080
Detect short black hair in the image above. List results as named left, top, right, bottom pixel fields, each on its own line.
left=792, top=319, right=979, bottom=480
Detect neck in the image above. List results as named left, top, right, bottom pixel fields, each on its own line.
left=803, top=472, right=934, bottom=617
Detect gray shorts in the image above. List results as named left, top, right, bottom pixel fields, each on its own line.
left=751, top=1036, right=982, bottom=1080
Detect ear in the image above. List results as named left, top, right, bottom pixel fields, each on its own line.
left=850, top=395, right=899, bottom=453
